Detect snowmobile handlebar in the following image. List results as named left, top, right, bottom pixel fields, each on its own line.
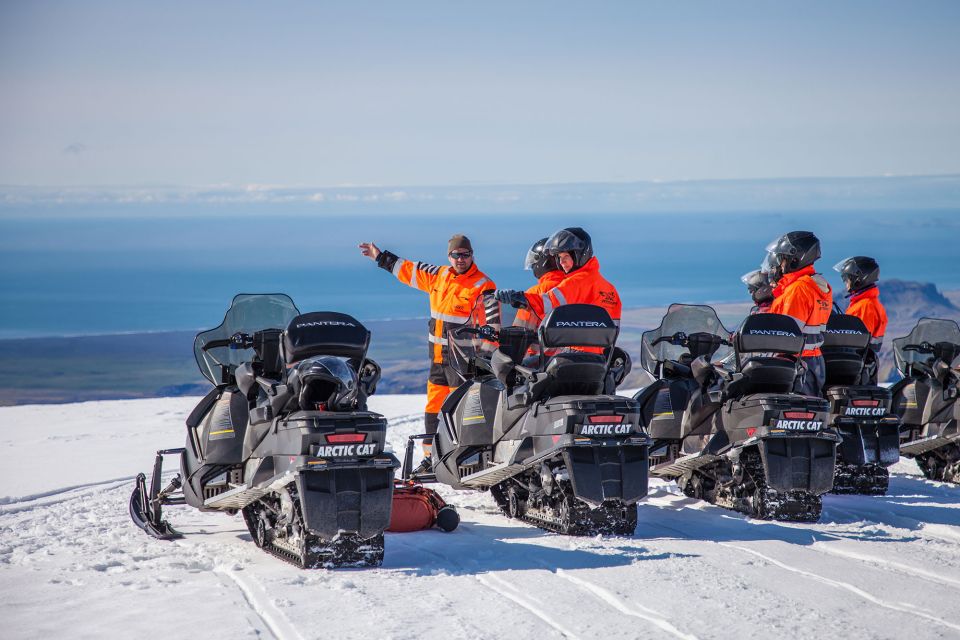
left=201, top=332, right=254, bottom=352
left=651, top=331, right=732, bottom=348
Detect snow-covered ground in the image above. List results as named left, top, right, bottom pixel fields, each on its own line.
left=2, top=395, right=959, bottom=640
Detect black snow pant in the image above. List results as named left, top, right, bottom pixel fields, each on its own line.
left=795, top=355, right=826, bottom=397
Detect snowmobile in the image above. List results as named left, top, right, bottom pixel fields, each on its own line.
left=890, top=318, right=960, bottom=483
left=129, top=294, right=400, bottom=568
left=634, top=305, right=840, bottom=522
left=406, top=299, right=649, bottom=535
left=820, top=313, right=901, bottom=494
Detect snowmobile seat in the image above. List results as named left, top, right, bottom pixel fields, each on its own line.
left=725, top=357, right=797, bottom=397
left=542, top=352, right=608, bottom=396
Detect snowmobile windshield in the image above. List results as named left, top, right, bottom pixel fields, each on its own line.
left=893, top=318, right=960, bottom=376
left=194, top=294, right=301, bottom=384
left=447, top=293, right=512, bottom=382
left=640, top=304, right=733, bottom=375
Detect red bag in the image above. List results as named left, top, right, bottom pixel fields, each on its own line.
left=388, top=481, right=459, bottom=532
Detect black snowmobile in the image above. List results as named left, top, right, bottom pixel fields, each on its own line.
left=890, top=318, right=960, bottom=483
left=407, top=300, right=649, bottom=535
left=635, top=305, right=840, bottom=522
left=820, top=313, right=901, bottom=494
left=129, top=294, right=399, bottom=568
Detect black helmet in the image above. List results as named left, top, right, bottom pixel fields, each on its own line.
left=545, top=227, right=593, bottom=271
left=833, top=256, right=879, bottom=292
left=764, top=231, right=821, bottom=279
left=294, top=355, right=360, bottom=412
left=523, top=237, right=560, bottom=279
left=741, top=269, right=773, bottom=306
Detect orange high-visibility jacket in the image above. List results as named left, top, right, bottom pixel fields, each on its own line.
left=769, top=265, right=833, bottom=358
left=377, top=251, right=498, bottom=364
left=846, top=286, right=887, bottom=352
left=523, top=257, right=622, bottom=323
left=514, top=270, right=565, bottom=330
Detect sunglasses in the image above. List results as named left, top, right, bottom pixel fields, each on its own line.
left=449, top=251, right=473, bottom=259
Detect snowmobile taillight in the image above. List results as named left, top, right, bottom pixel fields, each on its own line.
left=588, top=415, right=623, bottom=423
left=784, top=411, right=815, bottom=420
left=852, top=400, right=880, bottom=407
left=326, top=433, right=366, bottom=444
left=746, top=427, right=757, bottom=437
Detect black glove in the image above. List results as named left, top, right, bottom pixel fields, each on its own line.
left=493, top=289, right=528, bottom=309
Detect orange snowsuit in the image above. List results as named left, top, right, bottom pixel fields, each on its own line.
left=769, top=265, right=833, bottom=358
left=522, top=257, right=621, bottom=354
left=513, top=270, right=565, bottom=330
left=846, top=286, right=887, bottom=352
left=376, top=250, right=498, bottom=451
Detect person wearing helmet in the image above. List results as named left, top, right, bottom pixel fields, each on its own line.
left=741, top=269, right=774, bottom=314
left=494, top=227, right=621, bottom=332
left=834, top=256, right=887, bottom=384
left=513, top=237, right=566, bottom=332
left=764, top=231, right=833, bottom=396
left=359, top=235, right=499, bottom=473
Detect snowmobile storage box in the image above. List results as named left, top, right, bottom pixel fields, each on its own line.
left=826, top=386, right=899, bottom=466
left=539, top=395, right=649, bottom=505
left=274, top=411, right=394, bottom=540
left=284, top=312, right=370, bottom=363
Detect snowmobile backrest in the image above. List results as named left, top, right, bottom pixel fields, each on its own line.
left=821, top=314, right=868, bottom=386
left=283, top=312, right=370, bottom=363
left=822, top=314, right=871, bottom=350
left=539, top=304, right=618, bottom=349
left=734, top=314, right=804, bottom=356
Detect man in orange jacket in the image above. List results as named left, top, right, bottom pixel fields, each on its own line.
left=764, top=231, right=833, bottom=396
left=834, top=256, right=887, bottom=384
left=495, top=227, right=622, bottom=331
left=359, top=235, right=498, bottom=472
left=513, top=237, right=565, bottom=332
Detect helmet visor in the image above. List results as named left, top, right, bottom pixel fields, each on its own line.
left=760, top=252, right=778, bottom=274
left=833, top=257, right=855, bottom=273
left=523, top=247, right=539, bottom=271
left=741, top=269, right=765, bottom=287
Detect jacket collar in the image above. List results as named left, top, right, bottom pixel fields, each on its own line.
left=773, top=265, right=816, bottom=297
left=849, top=285, right=879, bottom=302
left=568, top=256, right=600, bottom=276
left=539, top=270, right=565, bottom=288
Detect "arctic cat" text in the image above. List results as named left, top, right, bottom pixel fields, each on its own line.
left=580, top=424, right=632, bottom=436
left=772, top=419, right=823, bottom=430
left=315, top=444, right=377, bottom=457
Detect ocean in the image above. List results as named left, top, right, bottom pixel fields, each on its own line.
left=1, top=210, right=958, bottom=338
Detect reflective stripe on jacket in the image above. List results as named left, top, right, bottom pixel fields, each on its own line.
left=377, top=250, right=499, bottom=363
left=846, top=286, right=887, bottom=352
left=523, top=257, right=621, bottom=323
left=514, top=270, right=565, bottom=330
left=770, top=265, right=833, bottom=357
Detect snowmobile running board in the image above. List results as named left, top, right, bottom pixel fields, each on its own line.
left=900, top=433, right=959, bottom=456
left=460, top=462, right=526, bottom=489
left=650, top=452, right=721, bottom=479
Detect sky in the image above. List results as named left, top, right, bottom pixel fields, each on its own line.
left=1, top=1, right=959, bottom=189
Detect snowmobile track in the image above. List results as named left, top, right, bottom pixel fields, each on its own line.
left=809, top=540, right=960, bottom=590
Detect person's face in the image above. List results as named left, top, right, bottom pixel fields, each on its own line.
left=448, top=249, right=474, bottom=273
left=557, top=252, right=574, bottom=273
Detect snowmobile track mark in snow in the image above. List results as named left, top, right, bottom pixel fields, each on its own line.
left=810, top=540, right=960, bottom=590
left=214, top=566, right=305, bottom=640
left=476, top=573, right=581, bottom=640
left=720, top=543, right=960, bottom=633
left=555, top=569, right=698, bottom=640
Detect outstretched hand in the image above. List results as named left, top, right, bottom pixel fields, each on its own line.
left=358, top=242, right=381, bottom=261
left=493, top=289, right=528, bottom=309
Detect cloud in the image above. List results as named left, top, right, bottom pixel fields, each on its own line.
left=62, top=143, right=88, bottom=155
